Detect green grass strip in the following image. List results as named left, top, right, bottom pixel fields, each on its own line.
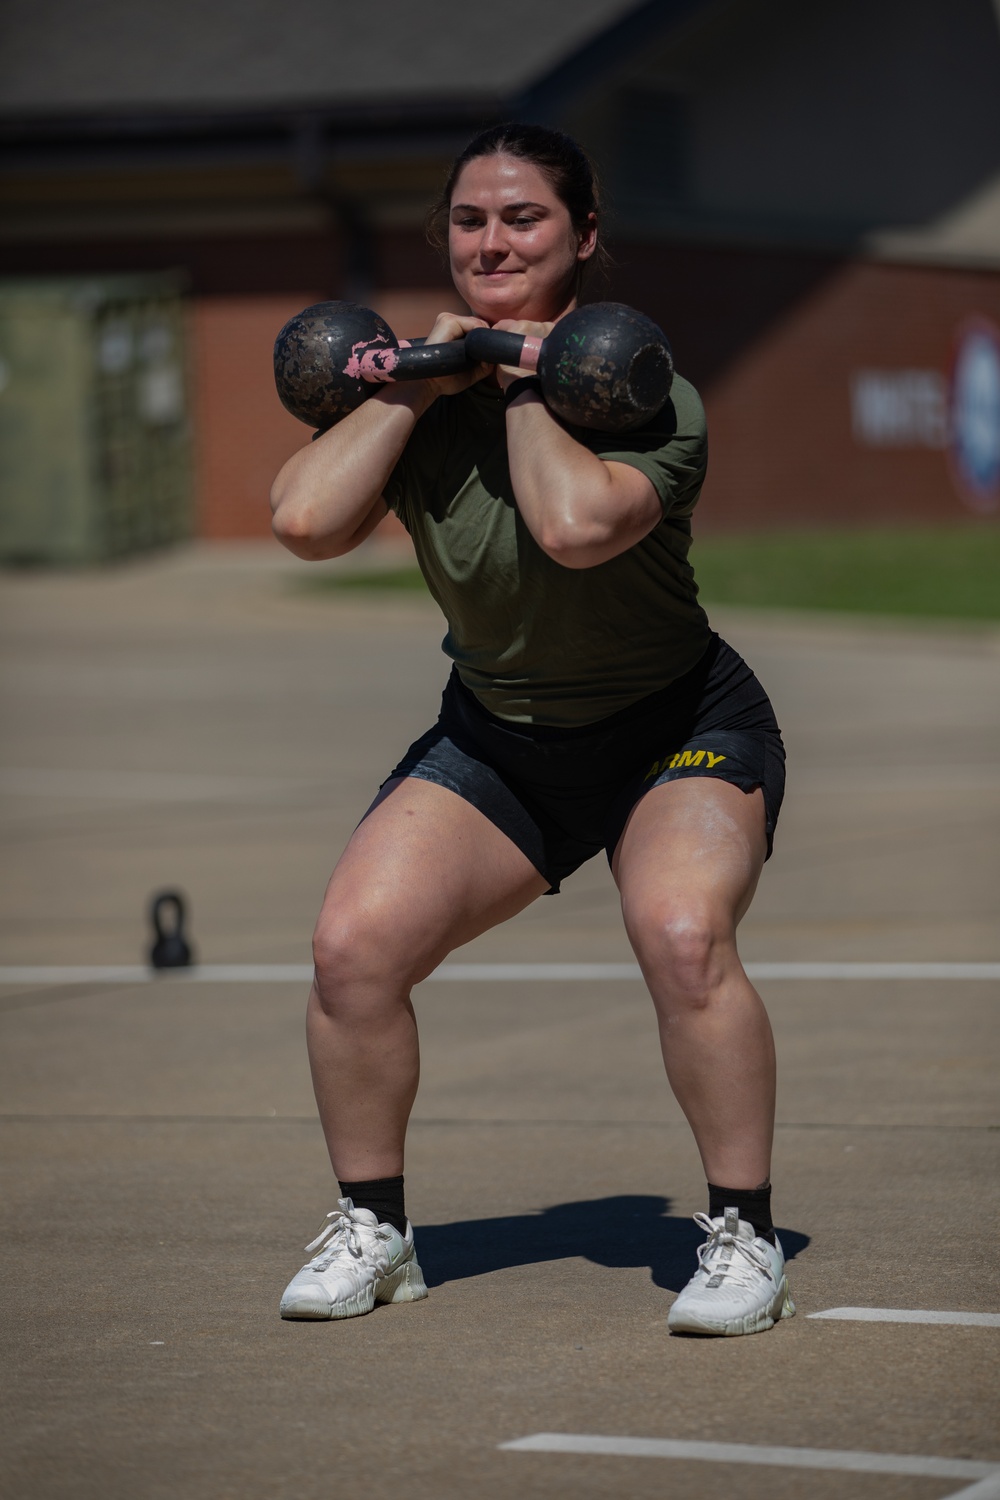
left=305, top=525, right=1000, bottom=621
left=691, top=525, right=1000, bottom=620
left=311, top=565, right=431, bottom=593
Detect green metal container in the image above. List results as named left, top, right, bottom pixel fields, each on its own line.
left=0, top=274, right=193, bottom=564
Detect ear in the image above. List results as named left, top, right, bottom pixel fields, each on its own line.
left=576, top=212, right=599, bottom=263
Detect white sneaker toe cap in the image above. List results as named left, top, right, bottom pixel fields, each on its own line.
left=279, top=1272, right=340, bottom=1319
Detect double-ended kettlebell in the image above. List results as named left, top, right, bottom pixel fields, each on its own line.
left=274, top=300, right=673, bottom=434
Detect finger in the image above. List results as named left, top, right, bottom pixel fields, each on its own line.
left=426, top=312, right=488, bottom=344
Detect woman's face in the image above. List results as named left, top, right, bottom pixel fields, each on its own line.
left=448, top=153, right=596, bottom=325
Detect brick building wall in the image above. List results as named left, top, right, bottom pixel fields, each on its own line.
left=190, top=295, right=320, bottom=539
left=659, top=256, right=997, bottom=530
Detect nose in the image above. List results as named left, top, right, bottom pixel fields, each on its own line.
left=479, top=215, right=509, bottom=258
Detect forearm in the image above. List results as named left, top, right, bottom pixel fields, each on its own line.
left=505, top=390, right=662, bottom=568
left=270, top=384, right=434, bottom=560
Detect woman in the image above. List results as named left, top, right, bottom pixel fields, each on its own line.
left=270, top=123, right=794, bottom=1337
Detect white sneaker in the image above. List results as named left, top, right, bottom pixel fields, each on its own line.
left=279, top=1198, right=428, bottom=1320
left=667, top=1207, right=796, bottom=1336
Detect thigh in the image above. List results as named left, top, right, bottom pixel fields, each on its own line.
left=316, top=776, right=550, bottom=984
left=612, top=776, right=768, bottom=938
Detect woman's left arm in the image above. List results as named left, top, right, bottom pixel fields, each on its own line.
left=498, top=321, right=664, bottom=569
left=505, top=390, right=663, bottom=568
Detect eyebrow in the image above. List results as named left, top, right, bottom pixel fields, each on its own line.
left=450, top=200, right=550, bottom=214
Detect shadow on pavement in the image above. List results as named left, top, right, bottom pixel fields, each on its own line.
left=415, top=1194, right=810, bottom=1293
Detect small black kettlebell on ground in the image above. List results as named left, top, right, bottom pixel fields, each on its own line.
left=149, top=889, right=194, bottom=969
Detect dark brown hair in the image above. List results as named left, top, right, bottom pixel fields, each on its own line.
left=427, top=122, right=608, bottom=294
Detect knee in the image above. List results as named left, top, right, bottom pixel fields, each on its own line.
left=628, top=900, right=731, bottom=1006
left=311, top=902, right=411, bottom=1014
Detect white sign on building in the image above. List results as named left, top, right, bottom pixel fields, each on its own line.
left=850, top=369, right=948, bottom=449
left=849, top=317, right=1000, bottom=514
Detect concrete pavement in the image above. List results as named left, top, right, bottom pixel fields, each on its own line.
left=1, top=542, right=998, bottom=1500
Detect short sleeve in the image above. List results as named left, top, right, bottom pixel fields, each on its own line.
left=574, top=375, right=708, bottom=519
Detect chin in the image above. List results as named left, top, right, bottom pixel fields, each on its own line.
left=467, top=283, right=527, bottom=317
left=467, top=273, right=573, bottom=326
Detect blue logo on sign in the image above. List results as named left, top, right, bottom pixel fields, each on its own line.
left=949, top=320, right=1000, bottom=512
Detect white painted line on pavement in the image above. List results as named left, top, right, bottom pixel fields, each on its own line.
left=436, top=962, right=1000, bottom=981
left=747, top=962, right=1000, bottom=980
left=499, top=1433, right=1000, bottom=1494
left=1, top=961, right=999, bottom=985
left=0, top=965, right=312, bottom=985
left=809, top=1307, right=1000, bottom=1327
left=431, top=963, right=641, bottom=981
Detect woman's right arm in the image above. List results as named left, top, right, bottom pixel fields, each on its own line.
left=270, top=312, right=488, bottom=561
left=270, top=386, right=432, bottom=561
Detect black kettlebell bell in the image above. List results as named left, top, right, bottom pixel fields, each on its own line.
left=274, top=301, right=394, bottom=429
left=273, top=300, right=470, bottom=430
left=149, top=889, right=194, bottom=969
left=466, top=302, right=674, bottom=431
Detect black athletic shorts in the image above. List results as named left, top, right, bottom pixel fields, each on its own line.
left=385, top=634, right=785, bottom=893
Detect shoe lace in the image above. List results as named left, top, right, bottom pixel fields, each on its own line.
left=303, top=1199, right=394, bottom=1272
left=692, top=1211, right=775, bottom=1290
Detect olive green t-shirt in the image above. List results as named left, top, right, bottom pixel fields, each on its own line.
left=382, top=374, right=712, bottom=726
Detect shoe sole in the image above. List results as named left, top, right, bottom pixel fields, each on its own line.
left=667, top=1277, right=796, bottom=1337
left=280, top=1254, right=429, bottom=1321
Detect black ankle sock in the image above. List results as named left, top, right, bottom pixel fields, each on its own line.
left=337, top=1174, right=407, bottom=1236
left=707, top=1181, right=775, bottom=1245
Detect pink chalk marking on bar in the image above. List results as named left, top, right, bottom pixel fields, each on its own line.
left=517, top=336, right=543, bottom=372
left=342, top=335, right=393, bottom=380
left=357, top=346, right=401, bottom=381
